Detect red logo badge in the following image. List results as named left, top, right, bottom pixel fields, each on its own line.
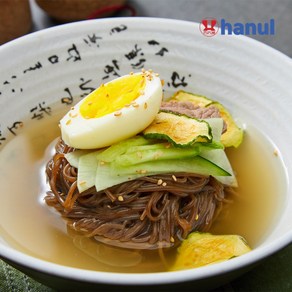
left=199, top=18, right=219, bottom=37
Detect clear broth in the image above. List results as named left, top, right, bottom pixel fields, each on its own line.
left=0, top=115, right=286, bottom=273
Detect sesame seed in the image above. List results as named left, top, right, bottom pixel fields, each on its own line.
left=157, top=179, right=163, bottom=185
left=130, top=71, right=134, bottom=75
left=153, top=151, right=162, bottom=160
left=69, top=112, right=78, bottom=118
left=162, top=182, right=167, bottom=187
left=114, top=111, right=122, bottom=116
left=125, top=104, right=131, bottom=107
left=155, top=73, right=159, bottom=77
left=148, top=69, right=153, bottom=73
left=136, top=169, right=147, bottom=174
left=79, top=180, right=86, bottom=185
left=144, top=102, right=148, bottom=109
left=195, top=214, right=199, bottom=221
left=66, top=119, right=72, bottom=125
left=172, top=175, right=177, bottom=182
left=141, top=68, right=146, bottom=73
left=71, top=107, right=75, bottom=110
left=118, top=195, right=124, bottom=202
left=170, top=236, right=175, bottom=243
left=161, top=79, right=165, bottom=86
left=146, top=73, right=153, bottom=81
left=132, top=103, right=139, bottom=108
left=273, top=149, right=278, bottom=157
left=87, top=102, right=93, bottom=106
left=140, top=90, right=145, bottom=95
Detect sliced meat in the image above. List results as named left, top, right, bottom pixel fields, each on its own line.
left=161, top=101, right=220, bottom=119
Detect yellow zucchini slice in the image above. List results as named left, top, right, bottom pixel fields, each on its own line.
left=171, top=90, right=243, bottom=148
left=143, top=111, right=212, bottom=147
left=171, top=90, right=213, bottom=107
left=171, top=232, right=251, bottom=271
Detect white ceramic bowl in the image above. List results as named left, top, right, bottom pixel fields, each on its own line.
left=0, top=17, right=292, bottom=290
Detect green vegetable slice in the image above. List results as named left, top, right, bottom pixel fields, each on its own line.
left=99, top=135, right=151, bottom=162
left=200, top=148, right=237, bottom=187
left=143, top=111, right=212, bottom=147
left=171, top=232, right=251, bottom=271
left=110, top=156, right=230, bottom=177
left=204, top=118, right=223, bottom=142
left=77, top=150, right=102, bottom=192
left=198, top=118, right=224, bottom=150
left=115, top=146, right=200, bottom=166
left=94, top=156, right=230, bottom=192
left=95, top=161, right=151, bottom=192
left=65, top=149, right=91, bottom=168
left=198, top=118, right=237, bottom=186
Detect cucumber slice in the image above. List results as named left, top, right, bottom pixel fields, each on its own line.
left=115, top=146, right=200, bottom=166
left=111, top=156, right=231, bottom=177
left=77, top=150, right=102, bottom=192
left=143, top=111, right=212, bottom=147
left=65, top=149, right=91, bottom=168
left=124, top=143, right=168, bottom=153
left=200, top=148, right=237, bottom=187
left=95, top=161, right=153, bottom=192
left=99, top=135, right=151, bottom=162
left=95, top=156, right=230, bottom=192
left=203, top=118, right=223, bottom=142
left=197, top=118, right=224, bottom=150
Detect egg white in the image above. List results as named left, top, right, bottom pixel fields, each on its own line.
left=60, top=72, right=163, bottom=149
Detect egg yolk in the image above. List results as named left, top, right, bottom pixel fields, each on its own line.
left=80, top=74, right=146, bottom=119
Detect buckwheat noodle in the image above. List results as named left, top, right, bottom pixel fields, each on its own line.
left=45, top=139, right=232, bottom=249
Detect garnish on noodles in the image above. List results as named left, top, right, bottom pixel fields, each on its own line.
left=45, top=70, right=249, bottom=270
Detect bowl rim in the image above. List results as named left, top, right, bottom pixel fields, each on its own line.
left=1, top=233, right=291, bottom=285
left=1, top=16, right=291, bottom=63
left=0, top=16, right=292, bottom=285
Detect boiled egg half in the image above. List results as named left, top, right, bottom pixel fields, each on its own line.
left=60, top=71, right=163, bottom=149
